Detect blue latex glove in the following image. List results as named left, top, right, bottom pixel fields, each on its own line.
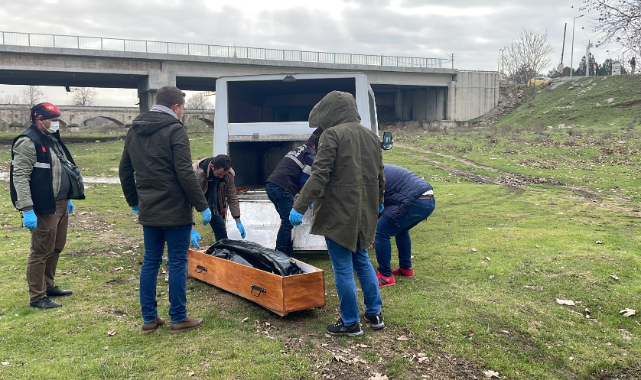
left=379, top=204, right=384, bottom=213
left=23, top=210, right=37, bottom=231
left=289, top=209, right=303, bottom=226
left=236, top=221, right=246, bottom=239
left=308, top=204, right=313, bottom=209
left=200, top=208, right=212, bottom=225
left=67, top=200, right=73, bottom=214
left=131, top=205, right=139, bottom=214
left=190, top=230, right=202, bottom=248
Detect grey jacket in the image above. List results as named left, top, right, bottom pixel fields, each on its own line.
left=12, top=135, right=67, bottom=210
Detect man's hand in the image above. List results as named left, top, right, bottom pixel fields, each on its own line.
left=200, top=208, right=212, bottom=225
left=236, top=221, right=246, bottom=239
left=289, top=209, right=303, bottom=226
left=190, top=229, right=202, bottom=248
left=67, top=200, right=74, bottom=214
left=23, top=210, right=37, bottom=230
left=131, top=205, right=139, bottom=214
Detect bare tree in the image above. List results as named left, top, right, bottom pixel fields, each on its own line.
left=71, top=87, right=97, bottom=106
left=581, top=0, right=641, bottom=57
left=185, top=92, right=213, bottom=110
left=501, top=29, right=553, bottom=101
left=0, top=93, right=22, bottom=104
left=20, top=86, right=44, bottom=106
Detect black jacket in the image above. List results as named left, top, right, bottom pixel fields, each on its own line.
left=10, top=125, right=83, bottom=214
left=381, top=164, right=432, bottom=225
left=119, top=111, right=208, bottom=226
left=266, top=139, right=316, bottom=196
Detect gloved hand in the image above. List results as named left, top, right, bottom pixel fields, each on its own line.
left=131, top=205, right=139, bottom=214
left=289, top=209, right=303, bottom=226
left=190, top=230, right=202, bottom=248
left=379, top=204, right=384, bottom=213
left=236, top=221, right=246, bottom=239
left=308, top=204, right=313, bottom=209
left=67, top=200, right=74, bottom=214
left=200, top=208, right=212, bottom=225
left=23, top=210, right=37, bottom=231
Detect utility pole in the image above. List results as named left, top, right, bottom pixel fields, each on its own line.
left=586, top=40, right=592, bottom=77
left=451, top=53, right=454, bottom=69
left=559, top=23, right=567, bottom=74
left=570, top=14, right=584, bottom=78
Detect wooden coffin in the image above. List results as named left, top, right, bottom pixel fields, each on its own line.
left=187, top=247, right=326, bottom=316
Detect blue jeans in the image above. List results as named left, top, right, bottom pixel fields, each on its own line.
left=325, top=237, right=382, bottom=325
left=375, top=198, right=435, bottom=277
left=141, top=224, right=191, bottom=323
left=209, top=213, right=228, bottom=241
left=266, top=183, right=295, bottom=256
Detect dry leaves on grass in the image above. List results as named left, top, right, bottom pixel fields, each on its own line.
left=396, top=335, right=410, bottom=341
left=188, top=371, right=195, bottom=377
left=556, top=298, right=575, bottom=306
left=369, top=373, right=389, bottom=380
left=483, top=369, right=500, bottom=378
left=105, top=329, right=116, bottom=336
left=610, top=274, right=620, bottom=281
left=619, top=308, right=636, bottom=317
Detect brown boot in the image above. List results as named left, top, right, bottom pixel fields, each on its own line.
left=142, top=317, right=165, bottom=334
left=170, top=317, right=203, bottom=334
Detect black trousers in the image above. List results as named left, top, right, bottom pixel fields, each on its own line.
left=209, top=214, right=228, bottom=242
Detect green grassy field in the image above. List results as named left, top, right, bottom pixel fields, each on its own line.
left=0, top=112, right=640, bottom=379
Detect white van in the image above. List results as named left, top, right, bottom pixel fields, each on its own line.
left=212, top=73, right=382, bottom=251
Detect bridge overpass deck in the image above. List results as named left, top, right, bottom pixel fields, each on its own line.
left=0, top=31, right=497, bottom=121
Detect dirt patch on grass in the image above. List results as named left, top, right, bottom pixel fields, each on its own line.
left=395, top=144, right=641, bottom=218
left=253, top=316, right=480, bottom=379
left=586, top=364, right=641, bottom=379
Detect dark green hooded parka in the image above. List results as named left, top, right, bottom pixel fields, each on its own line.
left=292, top=91, right=385, bottom=252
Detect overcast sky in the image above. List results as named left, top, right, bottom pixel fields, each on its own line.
left=0, top=0, right=628, bottom=107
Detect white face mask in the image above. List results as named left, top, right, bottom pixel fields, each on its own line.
left=45, top=121, right=60, bottom=134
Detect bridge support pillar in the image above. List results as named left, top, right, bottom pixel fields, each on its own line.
left=436, top=87, right=447, bottom=120
left=138, top=69, right=176, bottom=113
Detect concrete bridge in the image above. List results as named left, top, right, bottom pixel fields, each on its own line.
left=0, top=31, right=498, bottom=122
left=0, top=104, right=215, bottom=129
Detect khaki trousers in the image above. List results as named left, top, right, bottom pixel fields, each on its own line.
left=27, top=199, right=68, bottom=303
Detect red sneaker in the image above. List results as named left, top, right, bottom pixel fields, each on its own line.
left=392, top=267, right=414, bottom=278
left=377, top=271, right=396, bottom=287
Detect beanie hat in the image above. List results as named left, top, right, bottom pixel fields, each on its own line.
left=30, top=102, right=61, bottom=121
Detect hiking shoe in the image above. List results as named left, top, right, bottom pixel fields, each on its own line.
left=392, top=267, right=414, bottom=278
left=142, top=317, right=165, bottom=334
left=377, top=271, right=396, bottom=287
left=30, top=297, right=61, bottom=309
left=46, top=286, right=73, bottom=298
left=170, top=317, right=203, bottom=334
left=364, top=313, right=385, bottom=330
left=326, top=318, right=363, bottom=336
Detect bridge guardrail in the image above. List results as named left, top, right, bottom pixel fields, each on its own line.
left=0, top=31, right=450, bottom=69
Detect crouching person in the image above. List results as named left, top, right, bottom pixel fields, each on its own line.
left=10, top=102, right=84, bottom=308
left=189, top=154, right=245, bottom=248
left=375, top=164, right=435, bottom=287
left=289, top=91, right=385, bottom=336
left=265, top=135, right=316, bottom=256
left=119, top=86, right=211, bottom=334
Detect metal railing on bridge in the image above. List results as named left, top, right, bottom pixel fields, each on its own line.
left=0, top=31, right=450, bottom=69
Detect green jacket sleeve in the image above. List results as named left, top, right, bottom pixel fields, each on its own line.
left=378, top=151, right=385, bottom=206
left=292, top=129, right=337, bottom=214
left=12, top=137, right=37, bottom=210
left=118, top=141, right=138, bottom=207
left=170, top=126, right=209, bottom=213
